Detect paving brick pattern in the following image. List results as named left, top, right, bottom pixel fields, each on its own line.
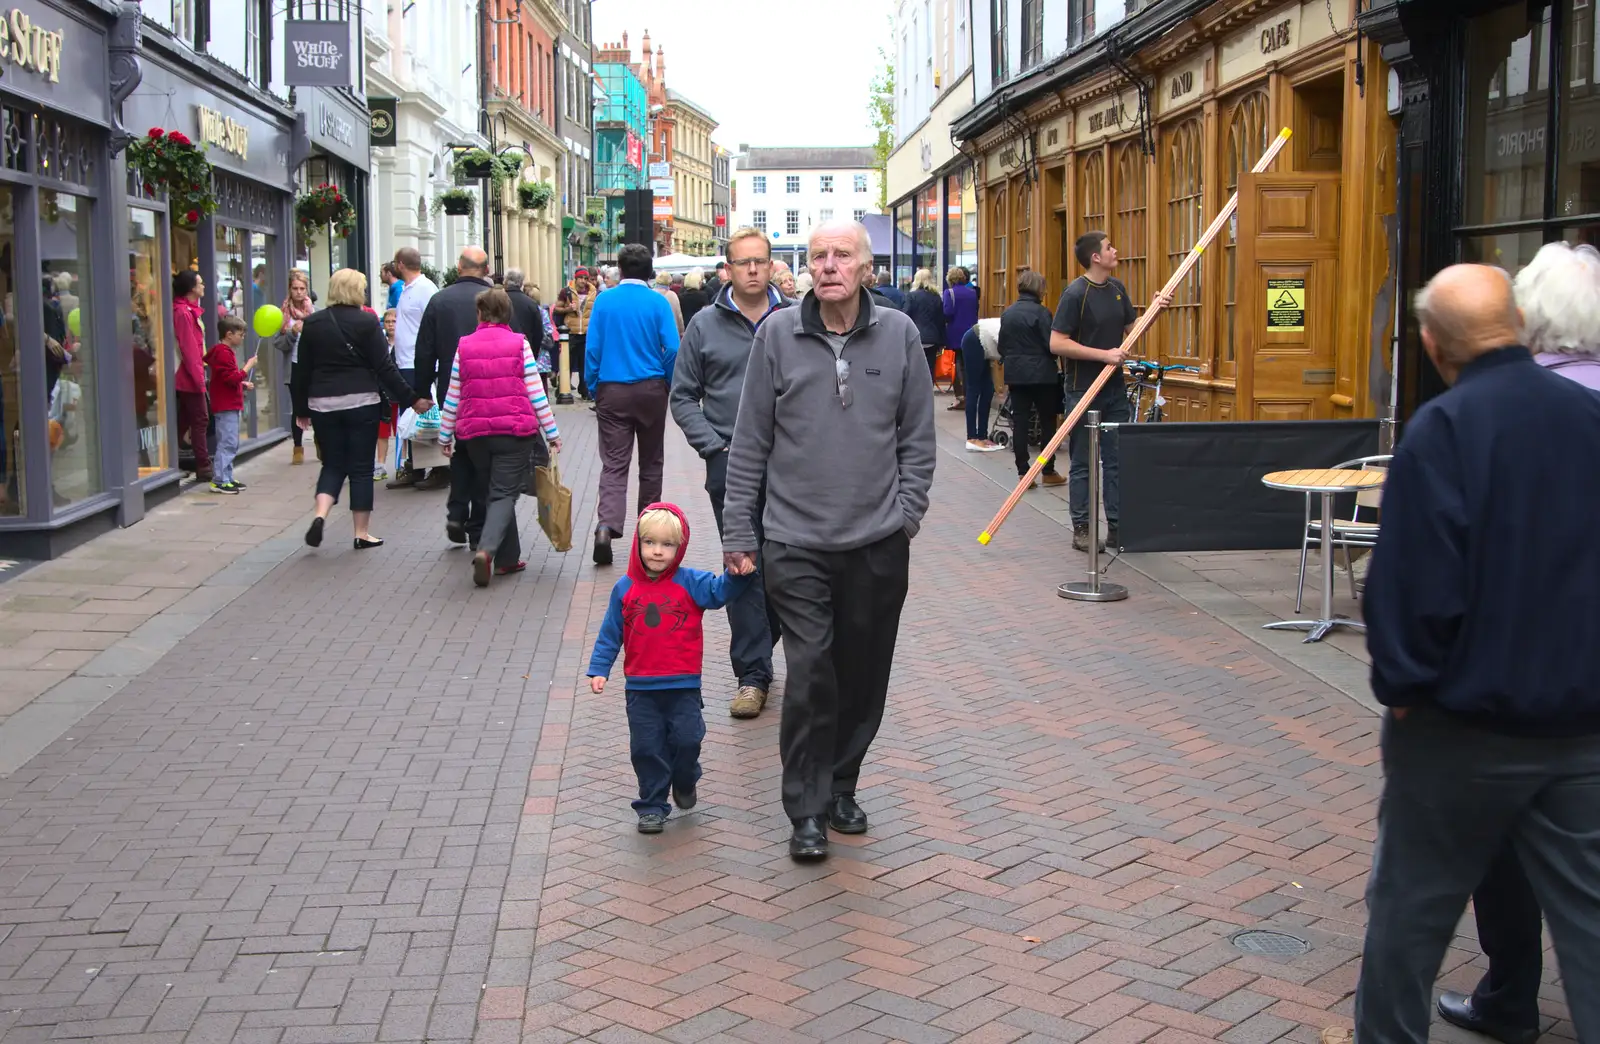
left=0, top=404, right=1572, bottom=1042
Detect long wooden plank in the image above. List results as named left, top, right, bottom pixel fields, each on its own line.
left=978, top=127, right=1294, bottom=547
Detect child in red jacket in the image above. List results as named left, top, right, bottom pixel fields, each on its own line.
left=587, top=503, right=748, bottom=833
left=204, top=315, right=255, bottom=494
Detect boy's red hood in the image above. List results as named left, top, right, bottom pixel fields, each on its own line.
left=627, top=502, right=690, bottom=584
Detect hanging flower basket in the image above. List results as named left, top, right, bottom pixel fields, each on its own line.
left=453, top=148, right=525, bottom=191
left=517, top=181, right=554, bottom=212
left=585, top=227, right=604, bottom=243
left=432, top=188, right=476, bottom=216
left=127, top=127, right=217, bottom=229
left=295, top=183, right=356, bottom=246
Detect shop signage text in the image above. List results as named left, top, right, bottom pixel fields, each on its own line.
left=650, top=178, right=673, bottom=197
left=1087, top=102, right=1124, bottom=134
left=283, top=20, right=350, bottom=88
left=1260, top=18, right=1293, bottom=54
left=0, top=7, right=64, bottom=83
left=318, top=103, right=354, bottom=147
left=1169, top=71, right=1195, bottom=101
left=197, top=106, right=248, bottom=160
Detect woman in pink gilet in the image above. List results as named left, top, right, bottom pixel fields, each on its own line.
left=1514, top=241, right=1600, bottom=392
left=437, top=288, right=562, bottom=588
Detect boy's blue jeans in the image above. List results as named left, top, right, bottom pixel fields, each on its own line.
left=213, top=410, right=241, bottom=483
left=626, top=687, right=704, bottom=818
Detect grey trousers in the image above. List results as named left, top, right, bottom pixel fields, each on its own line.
left=462, top=434, right=533, bottom=569
left=1354, top=706, right=1600, bottom=1044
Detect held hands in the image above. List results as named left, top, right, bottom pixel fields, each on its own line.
left=724, top=552, right=757, bottom=576
left=441, top=441, right=453, bottom=458
left=589, top=676, right=606, bottom=694
left=412, top=398, right=433, bottom=414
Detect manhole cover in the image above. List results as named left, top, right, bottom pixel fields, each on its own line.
left=1231, top=929, right=1311, bottom=957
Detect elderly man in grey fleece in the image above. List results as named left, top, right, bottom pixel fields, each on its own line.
left=721, top=219, right=937, bottom=862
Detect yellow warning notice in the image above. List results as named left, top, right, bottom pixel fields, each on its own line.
left=1267, top=278, right=1306, bottom=332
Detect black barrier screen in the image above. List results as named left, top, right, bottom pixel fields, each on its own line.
left=1117, top=420, right=1381, bottom=552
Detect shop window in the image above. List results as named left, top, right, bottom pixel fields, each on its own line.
left=946, top=170, right=977, bottom=275
left=1558, top=0, right=1600, bottom=218
left=1164, top=119, right=1204, bottom=360
left=0, top=187, right=16, bottom=515
left=989, top=186, right=1007, bottom=308
left=43, top=193, right=101, bottom=507
left=1465, top=5, right=1551, bottom=226
left=1079, top=150, right=1106, bottom=233
left=916, top=184, right=939, bottom=275
left=1224, top=90, right=1271, bottom=373
left=130, top=209, right=169, bottom=474
left=1112, top=142, right=1148, bottom=320
left=249, top=234, right=278, bottom=435
left=1012, top=179, right=1032, bottom=286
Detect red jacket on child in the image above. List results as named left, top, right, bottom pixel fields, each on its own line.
left=204, top=343, right=248, bottom=412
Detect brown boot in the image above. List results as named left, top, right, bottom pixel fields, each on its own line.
left=730, top=685, right=767, bottom=719
left=291, top=446, right=304, bottom=465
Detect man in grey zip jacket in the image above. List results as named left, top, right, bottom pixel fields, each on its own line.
left=722, top=220, right=937, bottom=862
left=670, top=227, right=792, bottom=720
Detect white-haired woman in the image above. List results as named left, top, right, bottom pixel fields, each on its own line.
left=680, top=268, right=710, bottom=326
left=793, top=271, right=813, bottom=296
left=904, top=267, right=948, bottom=378
left=1513, top=241, right=1600, bottom=391
left=653, top=270, right=685, bottom=333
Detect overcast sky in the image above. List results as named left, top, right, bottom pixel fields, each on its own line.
left=589, top=0, right=894, bottom=152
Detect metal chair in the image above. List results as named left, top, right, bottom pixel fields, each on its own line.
left=1295, top=454, right=1391, bottom=613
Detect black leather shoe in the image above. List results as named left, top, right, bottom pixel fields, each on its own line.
left=593, top=525, right=613, bottom=566
left=1437, top=991, right=1539, bottom=1044
left=672, top=783, right=697, bottom=810
left=828, top=794, right=868, bottom=834
left=446, top=520, right=467, bottom=544
left=789, top=816, right=828, bottom=861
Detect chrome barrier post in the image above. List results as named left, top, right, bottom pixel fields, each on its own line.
left=1058, top=411, right=1128, bottom=603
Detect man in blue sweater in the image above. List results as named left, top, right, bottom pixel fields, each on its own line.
left=1350, top=263, right=1600, bottom=1044
left=585, top=243, right=681, bottom=565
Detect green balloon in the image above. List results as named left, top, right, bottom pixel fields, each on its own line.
left=67, top=308, right=80, bottom=337
left=253, top=303, right=284, bottom=337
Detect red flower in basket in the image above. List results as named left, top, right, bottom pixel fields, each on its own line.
left=166, top=131, right=192, bottom=146
left=148, top=127, right=164, bottom=139
left=185, top=209, right=201, bottom=224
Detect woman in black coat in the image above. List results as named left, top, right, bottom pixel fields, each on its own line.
left=903, top=268, right=949, bottom=377
left=997, top=269, right=1066, bottom=487
left=291, top=268, right=432, bottom=550
left=679, top=269, right=711, bottom=326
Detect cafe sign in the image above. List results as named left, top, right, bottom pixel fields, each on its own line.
left=197, top=106, right=249, bottom=160
left=0, top=6, right=64, bottom=83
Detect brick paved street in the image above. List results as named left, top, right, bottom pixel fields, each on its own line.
left=0, top=403, right=1572, bottom=1043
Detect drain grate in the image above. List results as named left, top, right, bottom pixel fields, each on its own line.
left=1231, top=929, right=1311, bottom=957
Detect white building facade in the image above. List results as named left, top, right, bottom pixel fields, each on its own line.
left=364, top=0, right=486, bottom=288
left=730, top=148, right=881, bottom=270
left=886, top=0, right=978, bottom=285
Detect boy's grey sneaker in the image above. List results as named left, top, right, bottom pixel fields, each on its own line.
left=636, top=814, right=666, bottom=834
left=672, top=784, right=697, bottom=810
left=208, top=481, right=239, bottom=495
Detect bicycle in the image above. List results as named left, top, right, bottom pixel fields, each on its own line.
left=1124, top=360, right=1200, bottom=422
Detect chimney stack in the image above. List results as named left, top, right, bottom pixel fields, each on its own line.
left=656, top=46, right=666, bottom=87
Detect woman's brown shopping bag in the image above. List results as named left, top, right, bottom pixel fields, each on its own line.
left=533, top=457, right=573, bottom=551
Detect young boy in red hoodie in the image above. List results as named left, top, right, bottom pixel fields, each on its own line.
left=587, top=503, right=749, bottom=833
left=204, top=315, right=255, bottom=494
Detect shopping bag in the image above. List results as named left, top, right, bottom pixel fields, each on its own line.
left=533, top=457, right=573, bottom=552
left=934, top=349, right=956, bottom=385
left=396, top=407, right=420, bottom=441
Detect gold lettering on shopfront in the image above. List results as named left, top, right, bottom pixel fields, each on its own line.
left=197, top=106, right=249, bottom=160
left=0, top=8, right=64, bottom=83
left=1169, top=71, right=1195, bottom=101
left=1260, top=18, right=1293, bottom=54
left=1088, top=102, right=1123, bottom=134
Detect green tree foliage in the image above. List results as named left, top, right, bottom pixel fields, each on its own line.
left=868, top=44, right=895, bottom=213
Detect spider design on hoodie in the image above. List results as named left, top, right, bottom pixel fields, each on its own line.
left=623, top=596, right=690, bottom=639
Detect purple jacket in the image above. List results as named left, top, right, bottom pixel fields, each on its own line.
left=453, top=324, right=536, bottom=441
left=943, top=284, right=979, bottom=353
left=1537, top=352, right=1600, bottom=391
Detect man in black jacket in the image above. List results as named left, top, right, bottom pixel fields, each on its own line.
left=412, top=248, right=501, bottom=540
left=997, top=270, right=1067, bottom=490
left=503, top=267, right=548, bottom=356
left=1350, top=263, right=1600, bottom=1044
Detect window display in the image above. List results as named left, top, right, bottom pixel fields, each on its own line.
left=43, top=193, right=101, bottom=506
left=129, top=208, right=168, bottom=473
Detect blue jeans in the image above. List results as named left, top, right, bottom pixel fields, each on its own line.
left=1065, top=384, right=1129, bottom=527
left=212, top=410, right=241, bottom=483
left=626, top=687, right=705, bottom=818
left=705, top=452, right=779, bottom=689
left=963, top=349, right=994, bottom=441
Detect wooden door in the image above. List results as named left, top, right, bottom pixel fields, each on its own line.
left=1235, top=171, right=1341, bottom=420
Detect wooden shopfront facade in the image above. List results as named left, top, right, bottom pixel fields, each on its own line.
left=955, top=0, right=1398, bottom=424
